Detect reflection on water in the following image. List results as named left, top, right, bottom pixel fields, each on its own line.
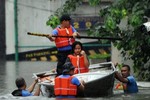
left=0, top=61, right=150, bottom=100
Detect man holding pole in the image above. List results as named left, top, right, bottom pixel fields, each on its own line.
left=47, top=14, right=79, bottom=76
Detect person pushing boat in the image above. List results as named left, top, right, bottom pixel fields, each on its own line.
left=115, top=64, right=138, bottom=93
left=12, top=77, right=41, bottom=96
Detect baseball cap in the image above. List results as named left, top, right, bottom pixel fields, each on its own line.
left=63, top=62, right=75, bottom=73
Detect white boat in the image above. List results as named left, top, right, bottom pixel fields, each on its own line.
left=33, top=62, right=116, bottom=97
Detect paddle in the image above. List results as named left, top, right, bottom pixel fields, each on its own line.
left=27, top=32, right=122, bottom=40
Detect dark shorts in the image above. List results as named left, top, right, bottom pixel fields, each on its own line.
left=56, top=50, right=71, bottom=75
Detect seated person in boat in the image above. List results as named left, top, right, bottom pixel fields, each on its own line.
left=115, top=64, right=138, bottom=93
left=54, top=62, right=85, bottom=98
left=66, top=41, right=89, bottom=74
left=12, top=77, right=41, bottom=96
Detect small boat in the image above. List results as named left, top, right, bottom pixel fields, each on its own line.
left=33, top=62, right=116, bottom=97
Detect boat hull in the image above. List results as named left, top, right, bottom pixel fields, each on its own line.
left=35, top=62, right=116, bottom=97
left=83, top=72, right=114, bottom=97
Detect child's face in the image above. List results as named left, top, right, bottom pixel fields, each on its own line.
left=62, top=20, right=70, bottom=28
left=74, top=44, right=81, bottom=55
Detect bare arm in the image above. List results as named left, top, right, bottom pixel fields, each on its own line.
left=27, top=79, right=38, bottom=93
left=33, top=85, right=41, bottom=96
left=46, top=34, right=55, bottom=41
left=78, top=79, right=85, bottom=91
left=72, top=32, right=80, bottom=38
left=81, top=50, right=89, bottom=68
left=115, top=71, right=128, bottom=83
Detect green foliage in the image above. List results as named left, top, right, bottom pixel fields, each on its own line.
left=105, top=16, right=117, bottom=31
left=88, top=0, right=101, bottom=6
left=89, top=54, right=111, bottom=59
left=46, top=15, right=60, bottom=29
left=129, top=14, right=143, bottom=27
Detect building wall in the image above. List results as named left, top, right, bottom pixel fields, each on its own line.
left=6, top=0, right=15, bottom=55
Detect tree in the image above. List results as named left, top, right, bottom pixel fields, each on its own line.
left=46, top=0, right=150, bottom=81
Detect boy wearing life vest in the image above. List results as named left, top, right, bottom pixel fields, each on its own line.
left=47, top=14, right=79, bottom=76
left=66, top=41, right=89, bottom=74
left=115, top=64, right=138, bottom=93
left=12, top=77, right=41, bottom=96
left=54, top=62, right=85, bottom=98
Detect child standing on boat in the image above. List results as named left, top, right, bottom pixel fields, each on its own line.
left=47, top=14, right=79, bottom=76
left=66, top=41, right=89, bottom=74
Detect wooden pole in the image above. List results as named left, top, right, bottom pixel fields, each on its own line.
left=27, top=32, right=122, bottom=40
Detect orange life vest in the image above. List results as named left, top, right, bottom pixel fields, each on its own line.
left=68, top=55, right=89, bottom=74
left=54, top=76, right=77, bottom=96
left=55, top=26, right=75, bottom=48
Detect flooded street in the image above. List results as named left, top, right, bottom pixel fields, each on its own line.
left=0, top=61, right=150, bottom=100
left=0, top=61, right=56, bottom=96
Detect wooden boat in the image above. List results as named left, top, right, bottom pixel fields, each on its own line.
left=33, top=62, right=116, bottom=97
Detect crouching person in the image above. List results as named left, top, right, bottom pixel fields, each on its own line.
left=12, top=77, right=41, bottom=96
left=54, top=62, right=85, bottom=99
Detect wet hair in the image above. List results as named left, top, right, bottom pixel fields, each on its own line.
left=15, top=77, right=26, bottom=88
left=71, top=41, right=83, bottom=53
left=122, top=64, right=130, bottom=71
left=60, top=14, right=71, bottom=23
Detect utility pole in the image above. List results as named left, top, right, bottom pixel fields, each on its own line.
left=0, top=0, right=6, bottom=61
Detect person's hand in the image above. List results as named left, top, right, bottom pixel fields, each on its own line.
left=72, top=32, right=79, bottom=38
left=46, top=34, right=52, bottom=39
left=80, top=50, right=86, bottom=56
left=80, top=79, right=85, bottom=85
left=34, top=77, right=40, bottom=83
left=112, top=62, right=118, bottom=68
left=46, top=34, right=55, bottom=41
left=114, top=62, right=118, bottom=68
left=51, top=68, right=56, bottom=73
left=113, top=62, right=120, bottom=72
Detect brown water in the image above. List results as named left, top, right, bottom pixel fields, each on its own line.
left=0, top=61, right=150, bottom=100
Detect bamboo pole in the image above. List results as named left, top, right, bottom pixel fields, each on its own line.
left=27, top=32, right=122, bottom=40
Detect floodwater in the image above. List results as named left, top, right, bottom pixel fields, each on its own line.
left=0, top=61, right=150, bottom=100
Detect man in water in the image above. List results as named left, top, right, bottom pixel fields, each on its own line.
left=12, top=77, right=41, bottom=96
left=115, top=64, right=138, bottom=93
